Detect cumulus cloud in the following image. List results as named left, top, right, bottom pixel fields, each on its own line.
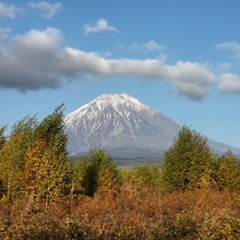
left=130, top=40, right=166, bottom=52
left=0, top=27, right=216, bottom=100
left=28, top=1, right=62, bottom=18
left=219, top=73, right=240, bottom=94
left=0, top=2, right=19, bottom=19
left=84, top=18, right=118, bottom=34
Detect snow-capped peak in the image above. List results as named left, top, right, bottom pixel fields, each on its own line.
left=64, top=93, right=181, bottom=156
left=64, top=93, right=240, bottom=158
left=93, top=93, right=150, bottom=111
left=65, top=93, right=156, bottom=123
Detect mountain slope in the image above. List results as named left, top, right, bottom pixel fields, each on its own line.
left=65, top=93, right=240, bottom=158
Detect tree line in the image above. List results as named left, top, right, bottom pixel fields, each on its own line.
left=0, top=105, right=240, bottom=204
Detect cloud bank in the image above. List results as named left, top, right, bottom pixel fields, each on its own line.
left=0, top=27, right=218, bottom=100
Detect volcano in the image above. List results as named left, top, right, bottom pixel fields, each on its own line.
left=65, top=93, right=240, bottom=158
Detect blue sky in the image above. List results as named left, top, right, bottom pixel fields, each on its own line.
left=0, top=0, right=240, bottom=148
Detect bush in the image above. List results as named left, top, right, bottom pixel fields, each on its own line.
left=0, top=189, right=239, bottom=239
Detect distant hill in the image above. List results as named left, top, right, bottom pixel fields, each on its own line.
left=65, top=93, right=240, bottom=159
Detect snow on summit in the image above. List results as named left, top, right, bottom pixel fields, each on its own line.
left=65, top=93, right=155, bottom=123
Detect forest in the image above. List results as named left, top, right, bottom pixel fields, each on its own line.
left=0, top=105, right=239, bottom=239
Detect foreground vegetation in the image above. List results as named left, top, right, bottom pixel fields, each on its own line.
left=0, top=106, right=240, bottom=239
left=0, top=188, right=239, bottom=239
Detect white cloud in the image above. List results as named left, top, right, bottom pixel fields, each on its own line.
left=28, top=1, right=62, bottom=18
left=163, top=61, right=216, bottom=100
left=146, top=41, right=166, bottom=51
left=0, top=27, right=63, bottom=90
left=219, top=73, right=240, bottom=94
left=216, top=42, right=240, bottom=52
left=0, top=2, right=19, bottom=19
left=130, top=40, right=166, bottom=52
left=59, top=49, right=215, bottom=100
left=0, top=27, right=216, bottom=100
left=216, top=42, right=240, bottom=95
left=84, top=18, right=118, bottom=34
left=215, top=42, right=240, bottom=59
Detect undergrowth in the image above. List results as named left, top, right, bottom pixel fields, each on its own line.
left=0, top=188, right=239, bottom=239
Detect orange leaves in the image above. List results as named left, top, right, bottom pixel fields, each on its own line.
left=0, top=188, right=239, bottom=239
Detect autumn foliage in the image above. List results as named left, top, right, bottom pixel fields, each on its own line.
left=0, top=189, right=239, bottom=239
left=0, top=107, right=239, bottom=239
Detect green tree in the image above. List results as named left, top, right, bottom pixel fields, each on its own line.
left=72, top=157, right=89, bottom=193
left=162, top=126, right=215, bottom=191
left=216, top=151, right=240, bottom=192
left=24, top=105, right=72, bottom=203
left=81, top=148, right=122, bottom=196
